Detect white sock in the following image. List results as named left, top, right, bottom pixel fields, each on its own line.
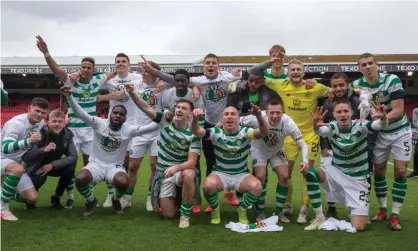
left=1, top=202, right=9, bottom=210
left=67, top=191, right=74, bottom=200
left=87, top=193, right=95, bottom=202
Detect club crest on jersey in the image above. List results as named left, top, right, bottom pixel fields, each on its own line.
left=141, top=90, right=157, bottom=108
left=101, top=136, right=121, bottom=152
left=116, top=83, right=130, bottom=102
left=205, top=85, right=226, bottom=102
left=263, top=132, right=279, bottom=147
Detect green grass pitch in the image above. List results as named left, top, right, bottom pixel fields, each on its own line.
left=2, top=151, right=418, bottom=251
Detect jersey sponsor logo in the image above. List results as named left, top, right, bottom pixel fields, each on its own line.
left=141, top=90, right=157, bottom=108
left=101, top=136, right=121, bottom=152
left=288, top=99, right=307, bottom=112
left=205, top=85, right=226, bottom=102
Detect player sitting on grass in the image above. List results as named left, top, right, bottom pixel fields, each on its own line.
left=190, top=105, right=269, bottom=224
left=302, top=100, right=388, bottom=231
left=125, top=83, right=200, bottom=229
left=239, top=100, right=308, bottom=223
left=61, top=86, right=159, bottom=217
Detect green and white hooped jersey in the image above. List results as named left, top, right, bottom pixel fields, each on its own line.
left=205, top=126, right=253, bottom=175
left=263, top=68, right=288, bottom=80
left=64, top=74, right=107, bottom=129
left=350, top=73, right=410, bottom=134
left=154, top=112, right=201, bottom=171
left=320, top=121, right=375, bottom=179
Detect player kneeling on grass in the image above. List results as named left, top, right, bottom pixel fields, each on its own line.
left=239, top=100, right=309, bottom=223
left=302, top=101, right=388, bottom=231
left=61, top=87, right=159, bottom=216
left=125, top=84, right=200, bottom=228
left=1, top=98, right=49, bottom=220
left=190, top=105, right=269, bottom=224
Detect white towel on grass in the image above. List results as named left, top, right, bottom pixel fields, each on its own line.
left=225, top=216, right=283, bottom=233
left=319, top=217, right=357, bottom=233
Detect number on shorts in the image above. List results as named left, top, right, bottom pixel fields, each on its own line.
left=359, top=191, right=370, bottom=203
left=404, top=141, right=410, bottom=152
left=311, top=142, right=319, bottom=153
left=277, top=151, right=287, bottom=160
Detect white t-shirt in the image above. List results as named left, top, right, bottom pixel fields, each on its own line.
left=1, top=114, right=45, bottom=162
left=101, top=72, right=142, bottom=125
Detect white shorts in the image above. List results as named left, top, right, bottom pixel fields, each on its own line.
left=373, top=127, right=412, bottom=163
left=1, top=158, right=16, bottom=176
left=320, top=164, right=370, bottom=216
left=71, top=128, right=93, bottom=155
left=211, top=171, right=250, bottom=191
left=320, top=151, right=337, bottom=203
left=84, top=162, right=127, bottom=186
left=159, top=171, right=182, bottom=198
left=129, top=133, right=159, bottom=159
left=251, top=147, right=287, bottom=168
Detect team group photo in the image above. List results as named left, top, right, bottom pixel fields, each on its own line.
left=1, top=1, right=417, bottom=251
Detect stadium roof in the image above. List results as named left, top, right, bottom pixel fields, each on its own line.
left=217, top=54, right=418, bottom=64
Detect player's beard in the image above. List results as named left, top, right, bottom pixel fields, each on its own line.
left=109, top=120, right=123, bottom=131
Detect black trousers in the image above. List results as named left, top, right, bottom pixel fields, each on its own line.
left=30, top=163, right=76, bottom=197
left=203, top=121, right=216, bottom=177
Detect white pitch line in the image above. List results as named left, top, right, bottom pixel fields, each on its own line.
left=387, top=161, right=413, bottom=171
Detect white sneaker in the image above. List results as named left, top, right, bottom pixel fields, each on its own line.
left=304, top=217, right=325, bottom=230
left=256, top=212, right=267, bottom=222
left=120, top=195, right=131, bottom=209
left=102, top=195, right=113, bottom=208
left=146, top=196, right=153, bottom=212
left=1, top=208, right=18, bottom=221
left=297, top=206, right=308, bottom=224
left=179, top=216, right=190, bottom=228
left=282, top=203, right=293, bottom=215
left=278, top=213, right=290, bottom=223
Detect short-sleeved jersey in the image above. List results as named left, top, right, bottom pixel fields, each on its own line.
left=88, top=117, right=152, bottom=166
left=263, top=68, right=288, bottom=80
left=1, top=114, right=45, bottom=162
left=65, top=74, right=107, bottom=129
left=101, top=72, right=142, bottom=125
left=159, top=87, right=205, bottom=126
left=192, top=71, right=236, bottom=125
left=350, top=73, right=410, bottom=134
left=205, top=126, right=254, bottom=175
left=154, top=112, right=201, bottom=171
left=320, top=121, right=375, bottom=179
left=265, top=78, right=330, bottom=134
left=240, top=112, right=302, bottom=155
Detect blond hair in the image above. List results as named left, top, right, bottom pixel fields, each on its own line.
left=288, top=59, right=304, bottom=69
left=49, top=109, right=65, bottom=119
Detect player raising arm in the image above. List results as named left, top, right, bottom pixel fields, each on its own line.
left=190, top=104, right=268, bottom=225
left=239, top=100, right=309, bottom=223
left=61, top=87, right=159, bottom=217
left=125, top=84, right=200, bottom=229
left=303, top=101, right=388, bottom=231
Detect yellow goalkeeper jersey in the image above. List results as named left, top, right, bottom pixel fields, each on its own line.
left=265, top=78, right=330, bottom=133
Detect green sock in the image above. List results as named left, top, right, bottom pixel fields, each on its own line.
left=148, top=185, right=152, bottom=195
left=180, top=202, right=192, bottom=217
left=275, top=183, right=288, bottom=214
left=107, top=182, right=115, bottom=197
left=391, top=178, right=407, bottom=217
left=12, top=193, right=25, bottom=203
left=240, top=191, right=258, bottom=210
left=257, top=183, right=267, bottom=212
left=305, top=168, right=323, bottom=217
left=204, top=191, right=219, bottom=209
left=126, top=186, right=135, bottom=196
left=76, top=183, right=95, bottom=201
left=1, top=175, right=21, bottom=203
left=116, top=187, right=128, bottom=199
left=67, top=175, right=75, bottom=200
left=374, top=176, right=387, bottom=211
